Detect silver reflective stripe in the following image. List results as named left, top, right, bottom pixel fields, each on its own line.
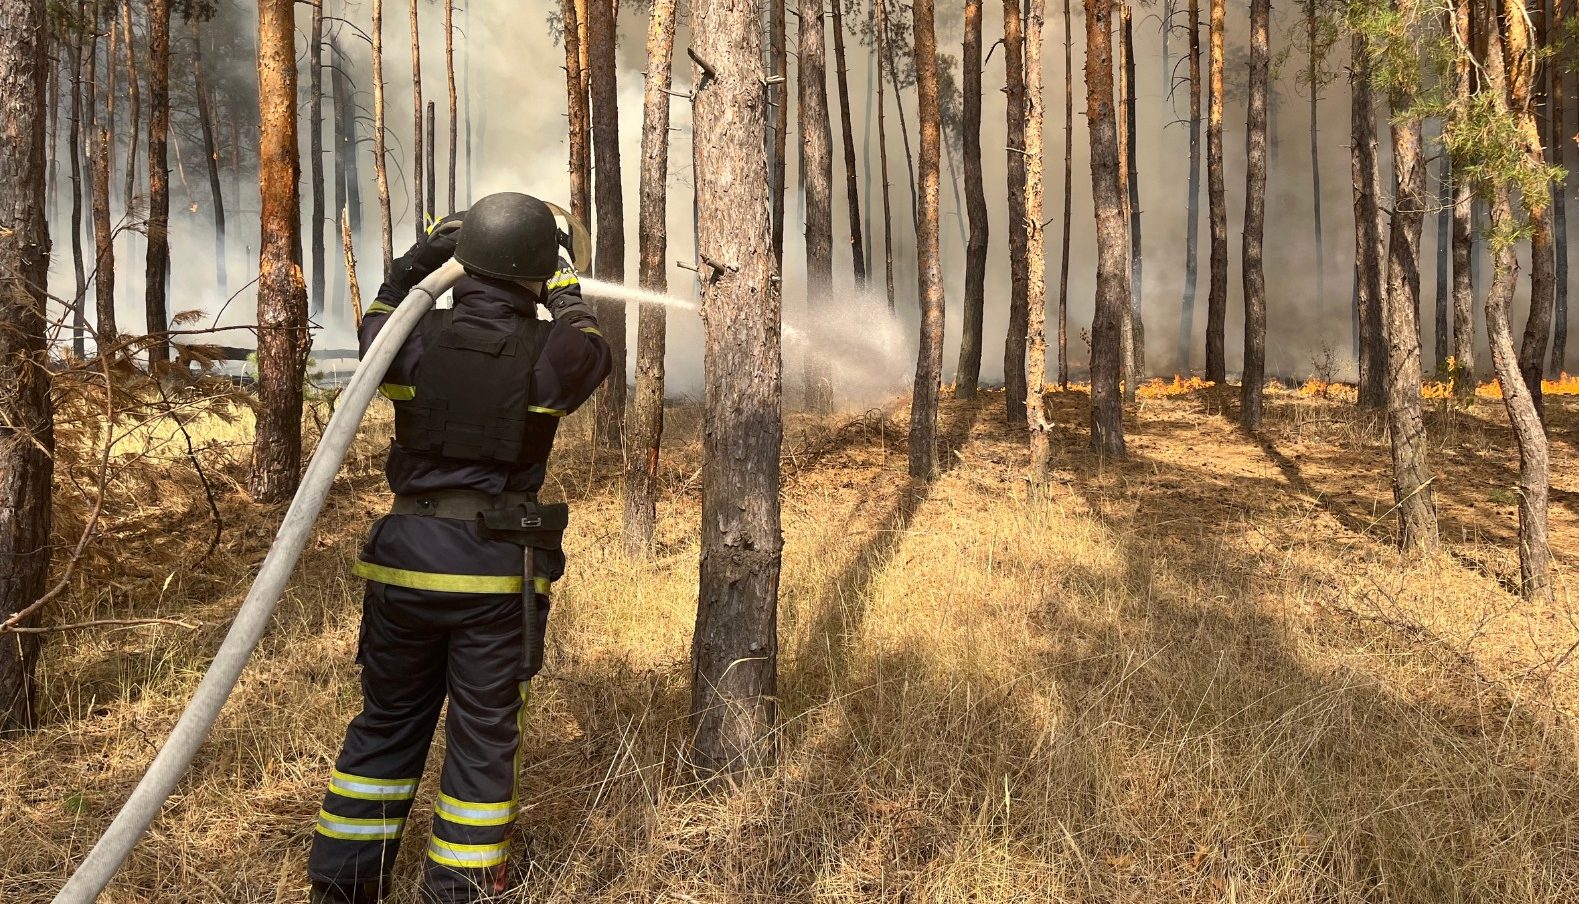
left=328, top=769, right=418, bottom=801
left=316, top=810, right=404, bottom=841
left=427, top=838, right=509, bottom=869
left=436, top=795, right=517, bottom=827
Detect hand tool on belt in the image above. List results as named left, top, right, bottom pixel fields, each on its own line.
left=392, top=489, right=569, bottom=675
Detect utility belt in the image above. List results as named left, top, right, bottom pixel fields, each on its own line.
left=392, top=489, right=569, bottom=551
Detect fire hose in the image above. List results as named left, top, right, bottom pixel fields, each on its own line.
left=52, top=259, right=466, bottom=903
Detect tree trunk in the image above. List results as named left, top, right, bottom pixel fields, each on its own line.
left=877, top=0, right=896, bottom=310
left=1086, top=0, right=1128, bottom=458
left=561, top=0, right=591, bottom=227
left=1383, top=41, right=1439, bottom=554
left=885, top=7, right=920, bottom=231
left=956, top=0, right=988, bottom=399
left=688, top=0, right=783, bottom=775
left=1025, top=0, right=1051, bottom=477
left=1116, top=6, right=1133, bottom=401
left=0, top=0, right=53, bottom=731
left=143, top=0, right=170, bottom=365
left=909, top=0, right=944, bottom=479
left=1551, top=0, right=1569, bottom=377
left=1507, top=1, right=1554, bottom=416
left=191, top=19, right=228, bottom=299
left=445, top=0, right=457, bottom=211
left=305, top=0, right=324, bottom=314
left=1058, top=0, right=1074, bottom=388
left=1434, top=130, right=1451, bottom=372
left=120, top=0, right=139, bottom=213
left=91, top=0, right=114, bottom=343
left=1352, top=31, right=1387, bottom=409
left=1179, top=0, right=1201, bottom=374
left=1123, top=4, right=1144, bottom=389
left=426, top=100, right=437, bottom=218
left=588, top=0, right=626, bottom=450
left=1204, top=0, right=1226, bottom=384
left=410, top=0, right=425, bottom=237
left=830, top=0, right=865, bottom=287
left=769, top=0, right=787, bottom=269
left=624, top=0, right=677, bottom=557
left=1477, top=6, right=1551, bottom=601
left=331, top=36, right=364, bottom=313
left=1306, top=0, right=1325, bottom=312
left=372, top=0, right=393, bottom=273
left=801, top=0, right=833, bottom=413
left=1449, top=0, right=1475, bottom=392
left=1003, top=0, right=1029, bottom=423
left=69, top=4, right=87, bottom=358
left=1241, top=0, right=1269, bottom=429
left=251, top=0, right=311, bottom=504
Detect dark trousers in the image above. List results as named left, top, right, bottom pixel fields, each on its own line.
left=308, top=582, right=547, bottom=903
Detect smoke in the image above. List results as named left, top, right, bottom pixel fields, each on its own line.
left=45, top=0, right=1573, bottom=399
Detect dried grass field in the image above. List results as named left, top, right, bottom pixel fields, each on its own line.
left=3, top=386, right=1577, bottom=903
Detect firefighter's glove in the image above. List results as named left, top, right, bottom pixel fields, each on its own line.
left=543, top=262, right=597, bottom=327
left=388, top=212, right=466, bottom=294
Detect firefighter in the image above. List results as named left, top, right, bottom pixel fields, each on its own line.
left=308, top=192, right=611, bottom=904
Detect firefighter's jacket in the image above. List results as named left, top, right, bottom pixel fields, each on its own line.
left=352, top=265, right=611, bottom=607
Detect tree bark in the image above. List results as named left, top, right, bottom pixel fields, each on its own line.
left=877, top=0, right=896, bottom=309
left=1179, top=0, right=1201, bottom=374
left=769, top=0, right=787, bottom=269
left=1116, top=5, right=1133, bottom=401
left=68, top=5, right=87, bottom=357
left=191, top=19, right=228, bottom=299
left=426, top=100, right=437, bottom=218
left=624, top=0, right=677, bottom=557
left=1449, top=0, right=1476, bottom=392
left=1122, top=4, right=1143, bottom=389
left=372, top=0, right=393, bottom=273
left=830, top=0, right=866, bottom=287
left=143, top=0, right=171, bottom=365
left=956, top=0, right=988, bottom=399
left=801, top=0, right=833, bottom=412
left=1507, top=1, right=1554, bottom=416
left=1024, top=0, right=1051, bottom=477
left=1550, top=0, right=1569, bottom=377
left=1352, top=31, right=1387, bottom=409
left=331, top=36, right=364, bottom=314
left=561, top=0, right=591, bottom=228
left=410, top=0, right=425, bottom=238
left=307, top=0, right=325, bottom=314
left=251, top=0, right=311, bottom=504
left=909, top=0, right=944, bottom=479
left=91, top=0, right=115, bottom=343
left=1241, top=0, right=1269, bottom=429
left=445, top=0, right=457, bottom=212
left=588, top=0, right=626, bottom=449
left=1204, top=0, right=1226, bottom=384
left=1003, top=0, right=1029, bottom=423
left=1086, top=0, right=1128, bottom=458
left=1383, top=17, right=1440, bottom=554
left=1306, top=0, right=1325, bottom=312
left=120, top=0, right=139, bottom=213
left=0, top=0, right=53, bottom=732
left=1058, top=0, right=1074, bottom=389
left=688, top=0, right=783, bottom=775
left=1477, top=5, right=1551, bottom=601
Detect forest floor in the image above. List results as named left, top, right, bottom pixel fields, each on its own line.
left=3, top=385, right=1577, bottom=903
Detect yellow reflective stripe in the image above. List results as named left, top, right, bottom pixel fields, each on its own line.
left=436, top=794, right=518, bottom=827
left=328, top=769, right=418, bottom=801
left=379, top=384, right=416, bottom=401
left=526, top=405, right=568, bottom=417
left=427, top=838, right=510, bottom=869
left=316, top=809, right=405, bottom=841
left=580, top=326, right=604, bottom=338
left=354, top=560, right=524, bottom=594
left=534, top=577, right=552, bottom=596
left=366, top=301, right=397, bottom=316
left=546, top=270, right=580, bottom=290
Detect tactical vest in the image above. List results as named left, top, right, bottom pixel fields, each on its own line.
left=393, top=307, right=560, bottom=466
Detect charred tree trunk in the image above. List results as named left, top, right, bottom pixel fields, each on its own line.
left=307, top=1, right=325, bottom=314
left=192, top=20, right=228, bottom=298
left=688, top=0, right=783, bottom=775
left=910, top=0, right=944, bottom=478
left=1434, top=131, right=1451, bottom=372
left=801, top=0, right=834, bottom=412
left=1087, top=0, right=1128, bottom=458
left=1508, top=2, right=1554, bottom=416
left=1448, top=0, right=1475, bottom=393
left=1551, top=0, right=1569, bottom=377
left=425, top=101, right=437, bottom=217
left=251, top=0, right=311, bottom=503
left=91, top=2, right=114, bottom=343
left=830, top=0, right=865, bottom=287
left=120, top=0, right=139, bottom=212
left=372, top=0, right=393, bottom=273
left=1478, top=7, right=1551, bottom=600
left=143, top=0, right=170, bottom=364
left=331, top=37, right=364, bottom=314
left=68, top=5, right=87, bottom=358
left=445, top=0, right=457, bottom=211
left=1179, top=0, right=1202, bottom=374
left=1241, top=0, right=1269, bottom=429
left=1116, top=6, right=1134, bottom=401
left=588, top=0, right=627, bottom=449
left=885, top=5, right=920, bottom=230
left=956, top=0, right=988, bottom=399
left=877, top=0, right=896, bottom=309
left=1058, top=0, right=1074, bottom=388
left=1204, top=0, right=1226, bottom=384
left=624, top=0, right=677, bottom=557
left=1306, top=0, right=1325, bottom=310
left=1123, top=4, right=1143, bottom=388
left=769, top=0, right=787, bottom=268
left=1352, top=31, right=1387, bottom=410
left=410, top=0, right=425, bottom=237
left=562, top=0, right=591, bottom=227
left=0, top=0, right=54, bottom=730
left=1003, top=0, right=1029, bottom=423
left=1382, top=41, right=1440, bottom=553
left=1025, top=0, right=1052, bottom=476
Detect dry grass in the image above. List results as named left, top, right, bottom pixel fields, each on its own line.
left=2, top=387, right=1577, bottom=903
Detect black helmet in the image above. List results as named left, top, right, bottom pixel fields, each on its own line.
left=455, top=192, right=561, bottom=281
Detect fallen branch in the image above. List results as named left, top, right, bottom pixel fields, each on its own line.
left=6, top=617, right=200, bottom=635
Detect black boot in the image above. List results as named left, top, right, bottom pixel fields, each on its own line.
left=309, top=880, right=384, bottom=904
